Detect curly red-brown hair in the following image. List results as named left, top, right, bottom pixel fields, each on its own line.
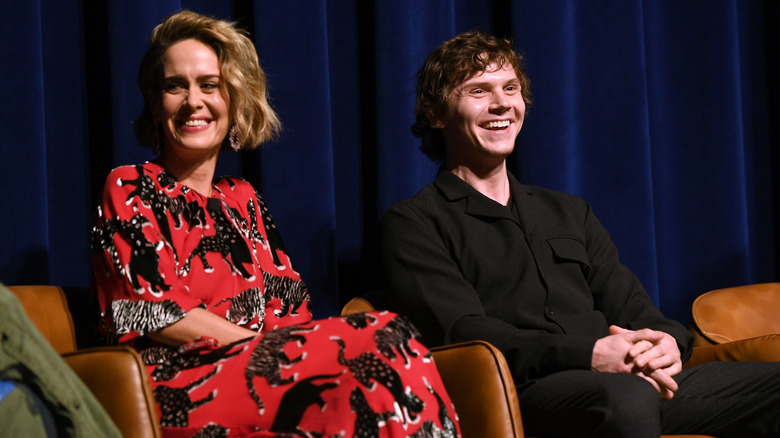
left=413, top=31, right=532, bottom=163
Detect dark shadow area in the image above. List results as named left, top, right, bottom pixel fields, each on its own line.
left=337, top=0, right=383, bottom=311
left=62, top=285, right=104, bottom=349
left=765, top=0, right=780, bottom=280
left=83, top=2, right=115, bottom=207
left=1, top=248, right=50, bottom=286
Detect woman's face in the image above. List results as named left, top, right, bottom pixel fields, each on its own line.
left=157, top=39, right=230, bottom=156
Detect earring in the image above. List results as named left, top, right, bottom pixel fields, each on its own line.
left=229, top=124, right=240, bottom=151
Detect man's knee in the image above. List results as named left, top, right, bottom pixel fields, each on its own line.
left=521, top=372, right=663, bottom=437
left=588, top=374, right=661, bottom=435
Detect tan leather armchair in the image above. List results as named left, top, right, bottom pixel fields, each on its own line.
left=8, top=285, right=161, bottom=438
left=692, top=282, right=780, bottom=345
left=342, top=297, right=720, bottom=438
left=685, top=282, right=780, bottom=366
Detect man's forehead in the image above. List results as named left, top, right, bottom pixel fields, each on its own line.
left=459, top=64, right=519, bottom=86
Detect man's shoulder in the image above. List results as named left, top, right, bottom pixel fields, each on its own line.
left=386, top=180, right=449, bottom=217
left=516, top=183, right=588, bottom=207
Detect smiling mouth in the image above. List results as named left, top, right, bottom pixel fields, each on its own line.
left=181, top=119, right=210, bottom=127
left=482, top=120, right=511, bottom=130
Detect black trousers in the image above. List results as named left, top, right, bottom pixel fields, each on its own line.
left=517, top=362, right=780, bottom=438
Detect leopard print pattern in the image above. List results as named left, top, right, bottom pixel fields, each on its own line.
left=270, top=373, right=343, bottom=433
left=113, top=166, right=212, bottom=266
left=181, top=200, right=255, bottom=280
left=93, top=213, right=170, bottom=296
left=411, top=379, right=459, bottom=438
left=118, top=165, right=178, bottom=250
left=254, top=189, right=286, bottom=269
left=246, top=198, right=267, bottom=253
left=263, top=271, right=311, bottom=318
left=374, top=315, right=426, bottom=367
left=154, top=365, right=221, bottom=428
left=349, top=386, right=397, bottom=437
left=216, top=287, right=265, bottom=330
left=191, top=424, right=229, bottom=438
left=245, top=324, right=319, bottom=414
left=151, top=341, right=247, bottom=382
left=343, top=312, right=378, bottom=330
left=331, top=337, right=425, bottom=425
left=91, top=211, right=123, bottom=275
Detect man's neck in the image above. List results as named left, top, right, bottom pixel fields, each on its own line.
left=447, top=161, right=511, bottom=206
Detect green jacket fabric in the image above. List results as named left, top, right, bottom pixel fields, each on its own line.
left=0, top=283, right=120, bottom=437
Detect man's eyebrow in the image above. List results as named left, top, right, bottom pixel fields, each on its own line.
left=460, top=77, right=520, bottom=88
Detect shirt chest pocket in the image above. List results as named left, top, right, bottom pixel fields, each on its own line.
left=546, top=236, right=592, bottom=277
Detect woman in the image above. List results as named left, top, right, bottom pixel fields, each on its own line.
left=92, top=10, right=460, bottom=437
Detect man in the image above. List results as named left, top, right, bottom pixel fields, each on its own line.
left=380, top=31, right=780, bottom=437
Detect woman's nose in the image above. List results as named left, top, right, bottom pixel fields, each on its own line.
left=185, top=88, right=204, bottom=108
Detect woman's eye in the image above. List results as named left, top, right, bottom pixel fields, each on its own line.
left=201, top=82, right=219, bottom=92
left=163, top=83, right=184, bottom=93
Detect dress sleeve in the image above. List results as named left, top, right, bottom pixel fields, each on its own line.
left=380, top=202, right=597, bottom=387
left=91, top=166, right=204, bottom=343
left=245, top=186, right=312, bottom=330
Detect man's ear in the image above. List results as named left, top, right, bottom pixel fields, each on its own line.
left=429, top=106, right=448, bottom=129
left=429, top=111, right=446, bottom=129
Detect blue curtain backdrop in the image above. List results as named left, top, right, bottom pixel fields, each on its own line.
left=1, top=0, right=778, bottom=324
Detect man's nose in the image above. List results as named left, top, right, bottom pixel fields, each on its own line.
left=489, top=91, right=510, bottom=110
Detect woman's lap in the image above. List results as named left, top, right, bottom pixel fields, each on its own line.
left=143, top=311, right=459, bottom=437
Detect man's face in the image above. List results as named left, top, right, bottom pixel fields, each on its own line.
left=438, top=63, right=525, bottom=167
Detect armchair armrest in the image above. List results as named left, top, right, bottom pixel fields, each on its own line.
left=684, top=334, right=780, bottom=369
left=63, top=346, right=161, bottom=438
left=431, top=340, right=524, bottom=438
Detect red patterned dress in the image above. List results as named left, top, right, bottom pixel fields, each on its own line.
left=92, top=162, right=460, bottom=437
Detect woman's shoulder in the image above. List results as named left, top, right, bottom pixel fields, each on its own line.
left=214, top=175, right=258, bottom=200
left=103, top=161, right=162, bottom=186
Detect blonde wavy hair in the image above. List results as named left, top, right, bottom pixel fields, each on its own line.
left=134, top=10, right=281, bottom=150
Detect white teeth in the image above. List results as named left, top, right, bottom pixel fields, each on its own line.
left=183, top=119, right=208, bottom=126
left=484, top=120, right=510, bottom=129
